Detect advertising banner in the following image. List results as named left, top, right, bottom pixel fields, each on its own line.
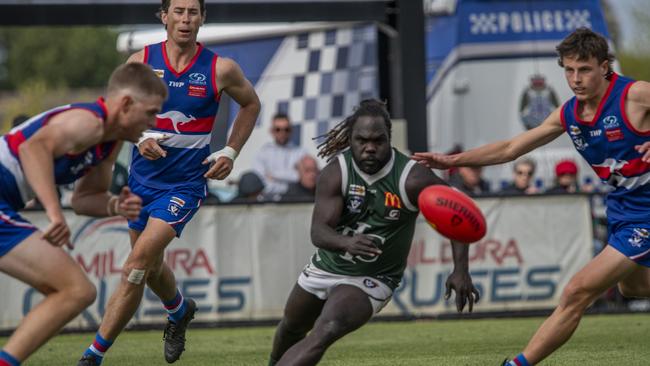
left=0, top=196, right=592, bottom=330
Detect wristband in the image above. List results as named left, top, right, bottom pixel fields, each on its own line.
left=106, top=196, right=119, bottom=216
left=205, top=146, right=238, bottom=163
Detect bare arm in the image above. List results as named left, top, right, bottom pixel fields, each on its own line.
left=70, top=143, right=117, bottom=217
left=217, top=57, right=260, bottom=153
left=405, top=163, right=480, bottom=312
left=310, top=160, right=381, bottom=257
left=70, top=142, right=142, bottom=221
left=628, top=80, right=650, bottom=109
left=203, top=57, right=261, bottom=180
left=628, top=81, right=650, bottom=162
left=18, top=109, right=104, bottom=247
left=412, top=106, right=565, bottom=169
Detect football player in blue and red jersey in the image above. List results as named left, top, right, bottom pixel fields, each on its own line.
left=78, top=0, right=260, bottom=365
left=413, top=28, right=650, bottom=366
left=0, top=63, right=166, bottom=366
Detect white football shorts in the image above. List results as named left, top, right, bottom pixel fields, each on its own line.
left=297, top=262, right=393, bottom=314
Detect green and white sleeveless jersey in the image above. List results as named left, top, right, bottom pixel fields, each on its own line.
left=312, top=148, right=419, bottom=289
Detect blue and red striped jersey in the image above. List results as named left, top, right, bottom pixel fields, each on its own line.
left=561, top=73, right=650, bottom=222
left=130, top=42, right=221, bottom=190
left=0, top=99, right=116, bottom=209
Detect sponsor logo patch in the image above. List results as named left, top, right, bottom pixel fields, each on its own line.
left=349, top=184, right=366, bottom=197
left=570, top=125, right=581, bottom=136
left=188, top=85, right=207, bottom=98
left=153, top=69, right=165, bottom=78
left=603, top=115, right=619, bottom=129
left=188, top=72, right=207, bottom=85
left=384, top=192, right=401, bottom=209
left=384, top=208, right=400, bottom=221
left=605, top=128, right=624, bottom=142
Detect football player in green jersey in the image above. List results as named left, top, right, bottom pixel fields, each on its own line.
left=268, top=99, right=479, bottom=366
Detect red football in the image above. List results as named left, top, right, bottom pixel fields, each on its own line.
left=418, top=185, right=486, bottom=243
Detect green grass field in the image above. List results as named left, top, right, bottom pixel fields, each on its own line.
left=2, top=314, right=649, bottom=365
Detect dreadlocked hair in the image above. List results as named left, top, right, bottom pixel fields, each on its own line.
left=315, top=99, right=391, bottom=161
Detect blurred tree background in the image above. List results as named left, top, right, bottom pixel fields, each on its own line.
left=600, top=0, right=650, bottom=81
left=615, top=2, right=650, bottom=82
left=0, top=27, right=124, bottom=132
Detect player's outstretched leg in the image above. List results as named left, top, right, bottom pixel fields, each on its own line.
left=126, top=225, right=199, bottom=363
left=277, top=285, right=373, bottom=366
left=503, top=246, right=639, bottom=365
left=78, top=218, right=179, bottom=365
left=0, top=232, right=96, bottom=365
left=269, top=284, right=325, bottom=365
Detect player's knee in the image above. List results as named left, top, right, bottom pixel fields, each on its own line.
left=561, top=279, right=591, bottom=309
left=618, top=282, right=650, bottom=298
left=315, top=320, right=345, bottom=344
left=280, top=317, right=311, bottom=336
left=122, top=252, right=159, bottom=285
left=69, top=278, right=97, bottom=308
left=121, top=263, right=149, bottom=286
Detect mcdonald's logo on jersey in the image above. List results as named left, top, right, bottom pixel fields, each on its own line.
left=384, top=192, right=401, bottom=209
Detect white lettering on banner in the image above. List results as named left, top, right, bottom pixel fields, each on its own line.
left=469, top=10, right=591, bottom=35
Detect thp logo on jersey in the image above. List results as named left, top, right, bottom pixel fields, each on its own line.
left=384, top=192, right=401, bottom=209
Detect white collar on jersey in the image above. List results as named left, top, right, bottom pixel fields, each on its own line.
left=351, top=149, right=395, bottom=186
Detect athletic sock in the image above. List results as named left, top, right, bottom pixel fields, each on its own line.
left=82, top=333, right=113, bottom=365
left=508, top=353, right=531, bottom=366
left=163, top=289, right=188, bottom=324
left=0, top=350, right=20, bottom=366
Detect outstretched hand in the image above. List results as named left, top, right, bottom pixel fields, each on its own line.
left=411, top=152, right=456, bottom=170
left=445, top=270, right=480, bottom=313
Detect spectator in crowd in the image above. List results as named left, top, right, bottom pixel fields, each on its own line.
left=501, top=157, right=539, bottom=195
left=231, top=171, right=266, bottom=203
left=448, top=166, right=490, bottom=196
left=252, top=113, right=306, bottom=197
left=281, top=155, right=319, bottom=201
left=546, top=159, right=594, bottom=194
